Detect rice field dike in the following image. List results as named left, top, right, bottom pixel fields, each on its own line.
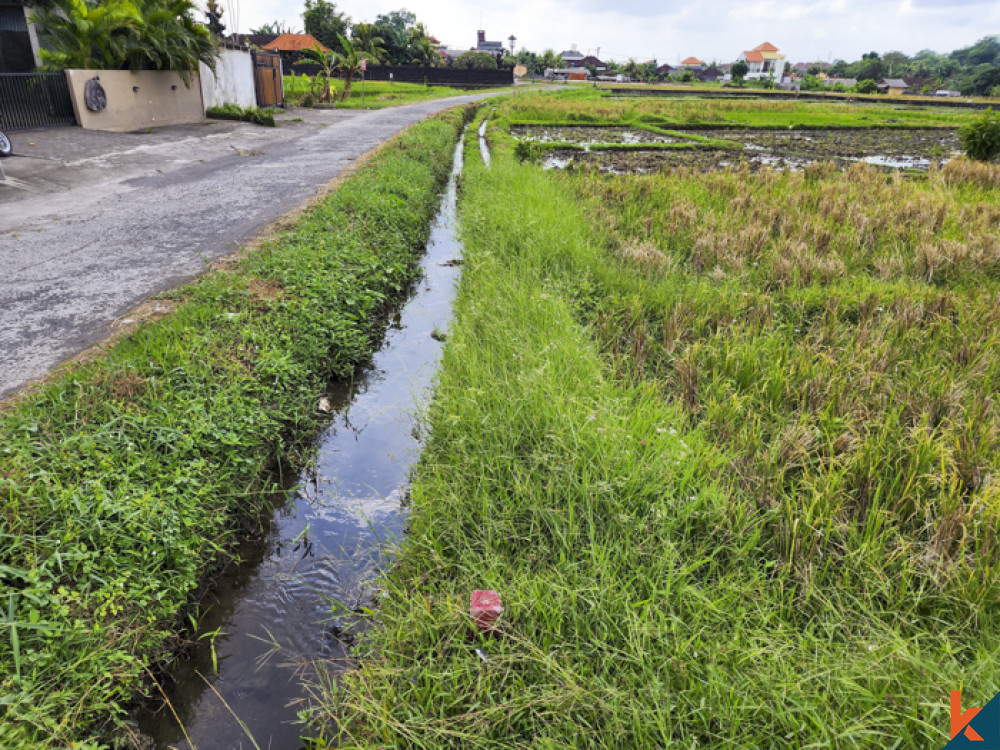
left=0, top=104, right=474, bottom=748
left=309, top=91, right=1000, bottom=747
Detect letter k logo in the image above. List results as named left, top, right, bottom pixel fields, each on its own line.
left=954, top=691, right=985, bottom=742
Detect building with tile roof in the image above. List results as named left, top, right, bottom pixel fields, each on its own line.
left=735, top=42, right=786, bottom=81
left=262, top=33, right=331, bottom=53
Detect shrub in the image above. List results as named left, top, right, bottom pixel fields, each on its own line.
left=854, top=79, right=878, bottom=94
left=960, top=107, right=1000, bottom=161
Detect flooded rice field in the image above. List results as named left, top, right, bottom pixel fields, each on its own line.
left=511, top=125, right=687, bottom=145
left=134, top=134, right=467, bottom=749
left=521, top=125, right=962, bottom=174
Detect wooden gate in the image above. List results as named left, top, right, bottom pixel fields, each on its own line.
left=251, top=51, right=283, bottom=108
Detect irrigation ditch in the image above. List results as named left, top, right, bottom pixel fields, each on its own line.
left=132, top=128, right=472, bottom=748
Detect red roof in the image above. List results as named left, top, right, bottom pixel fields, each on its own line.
left=743, top=51, right=764, bottom=62
left=262, top=33, right=331, bottom=53
left=680, top=56, right=703, bottom=65
left=753, top=42, right=778, bottom=52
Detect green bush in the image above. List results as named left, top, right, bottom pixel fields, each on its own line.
left=206, top=104, right=277, bottom=127
left=854, top=78, right=878, bottom=94
left=960, top=107, right=1000, bottom=161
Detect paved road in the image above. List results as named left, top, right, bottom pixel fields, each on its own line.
left=0, top=94, right=495, bottom=399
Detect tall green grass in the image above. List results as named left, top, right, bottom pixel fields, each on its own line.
left=312, top=100, right=999, bottom=747
left=0, top=106, right=472, bottom=748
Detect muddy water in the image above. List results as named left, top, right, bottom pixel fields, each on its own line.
left=136, top=133, right=466, bottom=750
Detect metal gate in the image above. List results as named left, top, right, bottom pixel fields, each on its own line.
left=251, top=51, right=283, bottom=108
left=0, top=72, right=76, bottom=130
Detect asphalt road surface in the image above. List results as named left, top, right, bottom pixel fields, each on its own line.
left=0, top=93, right=497, bottom=399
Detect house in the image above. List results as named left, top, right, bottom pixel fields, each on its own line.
left=579, top=55, right=607, bottom=72
left=692, top=65, right=723, bottom=83
left=475, top=30, right=504, bottom=53
left=680, top=56, right=705, bottom=69
left=262, top=33, right=331, bottom=60
left=560, top=47, right=586, bottom=67
left=823, top=77, right=857, bottom=88
left=879, top=78, right=909, bottom=95
left=545, top=67, right=590, bottom=80
left=656, top=63, right=675, bottom=79
left=736, top=42, right=787, bottom=81
left=0, top=0, right=41, bottom=72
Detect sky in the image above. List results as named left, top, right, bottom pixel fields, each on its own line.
left=223, top=0, right=1000, bottom=65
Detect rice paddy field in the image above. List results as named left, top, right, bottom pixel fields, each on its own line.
left=314, top=90, right=1000, bottom=747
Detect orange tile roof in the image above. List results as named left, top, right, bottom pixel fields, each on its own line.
left=743, top=50, right=764, bottom=62
left=680, top=56, right=704, bottom=65
left=753, top=42, right=778, bottom=52
left=262, top=33, right=331, bottom=53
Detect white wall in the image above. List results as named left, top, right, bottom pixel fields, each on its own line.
left=200, top=48, right=257, bottom=110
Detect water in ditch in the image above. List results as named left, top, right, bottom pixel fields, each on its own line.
left=136, top=132, right=467, bottom=750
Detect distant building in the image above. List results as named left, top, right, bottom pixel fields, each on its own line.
left=680, top=56, right=705, bottom=69
left=579, top=55, right=607, bottom=72
left=560, top=47, right=586, bottom=67
left=736, top=42, right=787, bottom=81
left=879, top=78, right=910, bottom=95
left=476, top=30, right=504, bottom=53
left=262, top=33, right=331, bottom=54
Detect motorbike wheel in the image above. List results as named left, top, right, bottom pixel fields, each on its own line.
left=0, top=130, right=12, bottom=157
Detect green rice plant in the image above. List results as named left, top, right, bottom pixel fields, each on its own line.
left=312, top=94, right=1000, bottom=749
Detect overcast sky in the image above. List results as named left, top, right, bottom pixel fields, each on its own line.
left=224, top=0, right=999, bottom=64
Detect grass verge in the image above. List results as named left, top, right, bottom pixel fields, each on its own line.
left=205, top=104, right=277, bottom=127
left=0, top=104, right=472, bottom=748
left=310, top=99, right=1000, bottom=747
left=284, top=74, right=508, bottom=110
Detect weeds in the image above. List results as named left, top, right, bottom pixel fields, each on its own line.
left=0, top=106, right=473, bottom=747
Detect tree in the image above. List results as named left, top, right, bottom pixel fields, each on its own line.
left=295, top=41, right=337, bottom=102
left=539, top=48, right=559, bottom=71
left=332, top=33, right=363, bottom=101
left=205, top=0, right=224, bottom=36
left=302, top=0, right=350, bottom=55
left=373, top=9, right=417, bottom=64
left=408, top=34, right=438, bottom=66
left=730, top=59, right=748, bottom=84
left=251, top=20, right=299, bottom=35
left=351, top=22, right=385, bottom=63
left=855, top=78, right=878, bottom=94
left=454, top=51, right=497, bottom=69
left=31, top=0, right=216, bottom=82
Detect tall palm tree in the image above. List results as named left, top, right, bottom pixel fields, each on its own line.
left=351, top=23, right=386, bottom=63
left=296, top=42, right=337, bottom=102
left=334, top=33, right=364, bottom=102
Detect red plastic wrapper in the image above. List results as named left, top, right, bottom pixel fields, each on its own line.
left=470, top=589, right=503, bottom=635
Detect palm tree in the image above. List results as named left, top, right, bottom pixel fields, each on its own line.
left=351, top=23, right=386, bottom=63
left=408, top=35, right=438, bottom=66
left=126, top=0, right=217, bottom=83
left=296, top=42, right=337, bottom=102
left=31, top=0, right=141, bottom=70
left=333, top=34, right=364, bottom=102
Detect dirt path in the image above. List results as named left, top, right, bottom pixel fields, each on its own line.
left=0, top=94, right=496, bottom=399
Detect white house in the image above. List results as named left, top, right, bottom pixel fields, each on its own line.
left=736, top=42, right=787, bottom=81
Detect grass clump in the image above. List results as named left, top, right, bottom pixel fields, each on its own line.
left=311, top=95, right=1000, bottom=748
left=961, top=107, right=1000, bottom=161
left=0, top=105, right=473, bottom=748
left=205, top=103, right=277, bottom=127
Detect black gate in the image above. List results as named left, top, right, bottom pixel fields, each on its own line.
left=0, top=72, right=77, bottom=130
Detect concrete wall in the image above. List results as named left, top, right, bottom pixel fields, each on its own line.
left=65, top=69, right=204, bottom=132
left=200, top=48, right=257, bottom=110
left=25, top=9, right=41, bottom=68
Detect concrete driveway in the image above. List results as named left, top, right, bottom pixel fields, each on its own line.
left=0, top=94, right=495, bottom=399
